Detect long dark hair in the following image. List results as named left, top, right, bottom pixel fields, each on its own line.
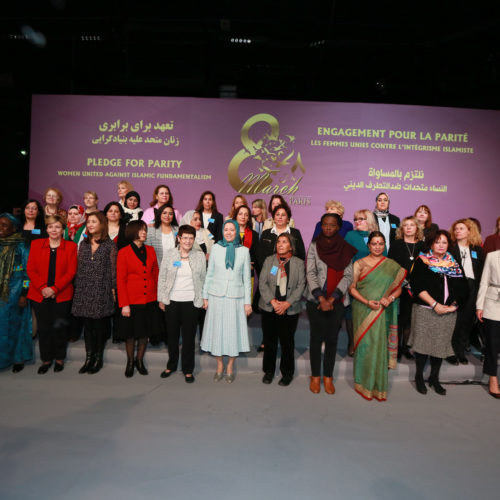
left=195, top=190, right=218, bottom=214
left=154, top=203, right=178, bottom=229
left=20, top=199, right=45, bottom=228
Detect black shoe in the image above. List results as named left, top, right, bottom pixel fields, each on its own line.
left=257, top=344, right=265, bottom=352
left=458, top=355, right=469, bottom=365
left=428, top=379, right=447, bottom=395
left=125, top=361, right=134, bottom=378
left=278, top=375, right=293, bottom=386
left=12, top=363, right=24, bottom=373
left=415, top=376, right=427, bottom=394
left=446, top=356, right=459, bottom=366
left=54, top=362, right=64, bottom=373
left=79, top=353, right=94, bottom=374
left=262, top=373, right=273, bottom=384
left=185, top=374, right=195, bottom=383
left=135, top=359, right=148, bottom=376
left=38, top=362, right=52, bottom=374
left=160, top=369, right=175, bottom=379
left=88, top=354, right=103, bottom=374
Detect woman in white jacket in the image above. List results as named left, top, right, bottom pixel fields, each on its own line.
left=476, top=249, right=500, bottom=398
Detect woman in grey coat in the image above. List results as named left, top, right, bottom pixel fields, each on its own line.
left=259, top=233, right=305, bottom=386
left=157, top=225, right=206, bottom=382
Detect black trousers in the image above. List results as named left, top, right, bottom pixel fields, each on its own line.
left=483, top=318, right=500, bottom=377
left=83, top=317, right=111, bottom=353
left=261, top=310, right=299, bottom=377
left=451, top=278, right=477, bottom=356
left=32, top=299, right=71, bottom=362
left=164, top=301, right=200, bottom=374
left=307, top=301, right=345, bottom=377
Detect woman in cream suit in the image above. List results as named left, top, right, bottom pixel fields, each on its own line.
left=201, top=219, right=252, bottom=382
left=476, top=249, right=500, bottom=398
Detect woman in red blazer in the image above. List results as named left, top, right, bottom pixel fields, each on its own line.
left=117, top=220, right=159, bottom=377
left=27, top=215, right=77, bottom=373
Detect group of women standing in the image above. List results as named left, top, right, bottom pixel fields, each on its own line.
left=1, top=183, right=500, bottom=403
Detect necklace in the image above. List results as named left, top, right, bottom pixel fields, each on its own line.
left=404, top=240, right=416, bottom=261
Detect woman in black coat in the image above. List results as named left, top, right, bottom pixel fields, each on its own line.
left=447, top=218, right=485, bottom=365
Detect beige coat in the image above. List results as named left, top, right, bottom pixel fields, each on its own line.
left=476, top=250, right=500, bottom=321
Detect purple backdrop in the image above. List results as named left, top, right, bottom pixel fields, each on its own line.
left=30, top=95, right=500, bottom=242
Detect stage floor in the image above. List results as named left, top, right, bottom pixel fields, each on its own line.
left=1, top=356, right=498, bottom=500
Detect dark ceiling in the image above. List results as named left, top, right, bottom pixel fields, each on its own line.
left=1, top=0, right=499, bottom=209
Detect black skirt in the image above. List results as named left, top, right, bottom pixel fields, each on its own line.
left=117, top=301, right=164, bottom=342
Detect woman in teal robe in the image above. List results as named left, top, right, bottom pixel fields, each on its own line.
left=0, top=213, right=32, bottom=372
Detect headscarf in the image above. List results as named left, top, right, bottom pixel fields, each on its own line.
left=217, top=219, right=241, bottom=269
left=180, top=210, right=205, bottom=245
left=315, top=231, right=357, bottom=270
left=418, top=250, right=463, bottom=278
left=374, top=192, right=390, bottom=217
left=67, top=204, right=86, bottom=240
left=0, top=213, right=23, bottom=301
left=123, top=191, right=143, bottom=222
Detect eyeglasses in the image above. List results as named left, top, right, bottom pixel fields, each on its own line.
left=354, top=217, right=366, bottom=222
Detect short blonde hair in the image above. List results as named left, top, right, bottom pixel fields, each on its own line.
left=354, top=209, right=378, bottom=232
left=45, top=214, right=66, bottom=229
left=325, top=200, right=345, bottom=217
left=395, top=216, right=424, bottom=241
left=117, top=180, right=133, bottom=191
left=450, top=218, right=482, bottom=246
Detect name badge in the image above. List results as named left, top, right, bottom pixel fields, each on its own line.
left=32, top=229, right=41, bottom=235
left=173, top=261, right=182, bottom=267
left=270, top=266, right=278, bottom=275
left=471, top=250, right=478, bottom=259
left=363, top=236, right=369, bottom=244
left=208, top=218, right=215, bottom=223
left=174, top=231, right=178, bottom=237
left=391, top=223, right=397, bottom=229
left=208, top=233, right=214, bottom=239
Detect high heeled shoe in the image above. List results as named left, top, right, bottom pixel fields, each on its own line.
left=428, top=378, right=446, bottom=395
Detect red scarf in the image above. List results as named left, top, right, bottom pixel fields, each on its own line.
left=315, top=232, right=357, bottom=271
left=241, top=226, right=253, bottom=248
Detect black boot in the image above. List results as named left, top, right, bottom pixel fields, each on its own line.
left=88, top=353, right=103, bottom=374
left=79, top=352, right=94, bottom=374
left=429, top=356, right=446, bottom=395
left=88, top=331, right=106, bottom=374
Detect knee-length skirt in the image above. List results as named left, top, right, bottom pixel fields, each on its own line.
left=200, top=295, right=250, bottom=357
left=408, top=304, right=456, bottom=358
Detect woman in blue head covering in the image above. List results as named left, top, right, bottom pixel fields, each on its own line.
left=0, top=213, right=32, bottom=372
left=201, top=219, right=252, bottom=382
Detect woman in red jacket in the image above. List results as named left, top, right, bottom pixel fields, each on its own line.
left=27, top=215, right=77, bottom=374
left=117, top=220, right=159, bottom=377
